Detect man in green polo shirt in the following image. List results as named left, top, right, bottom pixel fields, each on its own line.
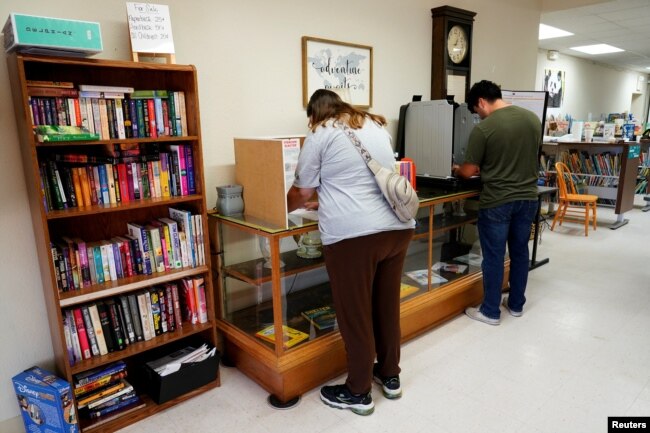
left=453, top=80, right=540, bottom=325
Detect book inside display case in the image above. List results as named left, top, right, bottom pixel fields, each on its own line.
left=7, top=54, right=218, bottom=432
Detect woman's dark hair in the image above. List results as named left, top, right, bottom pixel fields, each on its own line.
left=466, top=80, right=502, bottom=113
left=306, top=89, right=386, bottom=131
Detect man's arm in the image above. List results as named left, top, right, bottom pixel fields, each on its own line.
left=453, top=162, right=480, bottom=179
left=287, top=185, right=317, bottom=212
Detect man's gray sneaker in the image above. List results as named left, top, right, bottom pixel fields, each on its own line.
left=502, top=296, right=523, bottom=317
left=465, top=306, right=500, bottom=325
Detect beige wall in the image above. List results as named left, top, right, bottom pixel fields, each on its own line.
left=536, top=48, right=650, bottom=123
left=0, top=0, right=543, bottom=423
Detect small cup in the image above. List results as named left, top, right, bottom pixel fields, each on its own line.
left=584, top=128, right=594, bottom=142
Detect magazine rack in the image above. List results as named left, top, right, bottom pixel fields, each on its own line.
left=209, top=187, right=510, bottom=405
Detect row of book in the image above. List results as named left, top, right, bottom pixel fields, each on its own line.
left=40, top=143, right=196, bottom=211
left=28, top=83, right=188, bottom=140
left=52, top=208, right=205, bottom=292
left=559, top=150, right=621, bottom=177
left=539, top=152, right=556, bottom=173
left=63, top=277, right=208, bottom=365
left=636, top=166, right=650, bottom=194
left=72, top=361, right=143, bottom=422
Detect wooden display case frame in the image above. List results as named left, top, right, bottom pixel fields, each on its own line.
left=210, top=189, right=510, bottom=404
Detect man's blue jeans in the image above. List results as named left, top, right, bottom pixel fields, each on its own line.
left=477, top=200, right=538, bottom=319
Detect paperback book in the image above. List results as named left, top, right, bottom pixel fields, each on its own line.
left=255, top=325, right=308, bottom=349
left=400, top=283, right=419, bottom=298
left=301, top=305, right=336, bottom=330
left=405, top=269, right=448, bottom=285
left=34, top=125, right=100, bottom=143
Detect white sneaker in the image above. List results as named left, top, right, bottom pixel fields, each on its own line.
left=465, top=306, right=500, bottom=325
left=502, top=296, right=523, bottom=317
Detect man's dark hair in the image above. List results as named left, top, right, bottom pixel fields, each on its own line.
left=466, top=80, right=502, bottom=113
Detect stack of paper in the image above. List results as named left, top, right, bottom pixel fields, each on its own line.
left=146, top=344, right=216, bottom=377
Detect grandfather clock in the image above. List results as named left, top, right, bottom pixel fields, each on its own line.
left=431, top=6, right=476, bottom=103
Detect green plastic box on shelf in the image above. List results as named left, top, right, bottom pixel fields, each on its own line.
left=3, top=13, right=102, bottom=56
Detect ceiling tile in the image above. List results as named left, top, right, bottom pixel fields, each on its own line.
left=539, top=0, right=650, bottom=73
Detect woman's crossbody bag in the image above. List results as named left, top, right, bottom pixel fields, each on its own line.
left=336, top=122, right=419, bottom=222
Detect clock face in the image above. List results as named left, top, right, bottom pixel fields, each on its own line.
left=447, top=25, right=468, bottom=64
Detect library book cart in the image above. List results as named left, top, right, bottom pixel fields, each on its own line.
left=7, top=54, right=218, bottom=432
left=540, top=141, right=644, bottom=229
left=208, top=186, right=510, bottom=407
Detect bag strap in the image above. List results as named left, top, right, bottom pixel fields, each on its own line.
left=335, top=120, right=373, bottom=163
left=334, top=121, right=382, bottom=175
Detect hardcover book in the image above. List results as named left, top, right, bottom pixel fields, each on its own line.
left=80, top=305, right=100, bottom=357
left=126, top=294, right=144, bottom=341
left=301, top=306, right=337, bottom=330
left=96, top=302, right=116, bottom=353
left=157, top=287, right=169, bottom=333
left=255, top=325, right=309, bottom=349
left=87, top=304, right=108, bottom=356
left=72, top=308, right=92, bottom=360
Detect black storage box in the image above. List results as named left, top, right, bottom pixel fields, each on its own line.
left=145, top=349, right=219, bottom=405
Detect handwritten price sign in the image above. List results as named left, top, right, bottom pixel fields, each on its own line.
left=127, top=2, right=175, bottom=54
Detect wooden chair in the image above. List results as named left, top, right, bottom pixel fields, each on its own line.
left=551, top=161, right=599, bottom=236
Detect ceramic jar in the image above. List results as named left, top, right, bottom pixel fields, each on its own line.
left=216, top=185, right=244, bottom=216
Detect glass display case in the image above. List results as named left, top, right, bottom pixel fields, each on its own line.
left=218, top=214, right=331, bottom=353
left=208, top=186, right=508, bottom=406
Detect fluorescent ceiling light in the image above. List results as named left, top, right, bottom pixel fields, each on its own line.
left=539, top=24, right=573, bottom=40
left=570, top=44, right=624, bottom=55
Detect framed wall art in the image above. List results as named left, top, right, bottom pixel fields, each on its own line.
left=543, top=68, right=565, bottom=108
left=302, top=36, right=373, bottom=107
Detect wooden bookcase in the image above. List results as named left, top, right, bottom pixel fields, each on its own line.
left=7, top=54, right=218, bottom=432
left=540, top=141, right=642, bottom=228
left=209, top=188, right=509, bottom=405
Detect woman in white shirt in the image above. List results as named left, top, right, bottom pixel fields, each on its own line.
left=287, top=89, right=414, bottom=415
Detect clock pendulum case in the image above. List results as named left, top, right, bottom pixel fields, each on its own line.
left=431, top=6, right=476, bottom=103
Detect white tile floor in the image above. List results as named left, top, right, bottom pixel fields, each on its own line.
left=120, top=202, right=650, bottom=433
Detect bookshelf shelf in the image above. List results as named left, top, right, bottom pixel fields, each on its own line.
left=223, top=252, right=325, bottom=286
left=35, top=135, right=200, bottom=148
left=69, top=322, right=214, bottom=374
left=210, top=187, right=506, bottom=404
left=8, top=53, right=218, bottom=432
left=46, top=194, right=203, bottom=220
left=80, top=380, right=218, bottom=432
left=59, top=266, right=209, bottom=307
left=433, top=210, right=478, bottom=232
